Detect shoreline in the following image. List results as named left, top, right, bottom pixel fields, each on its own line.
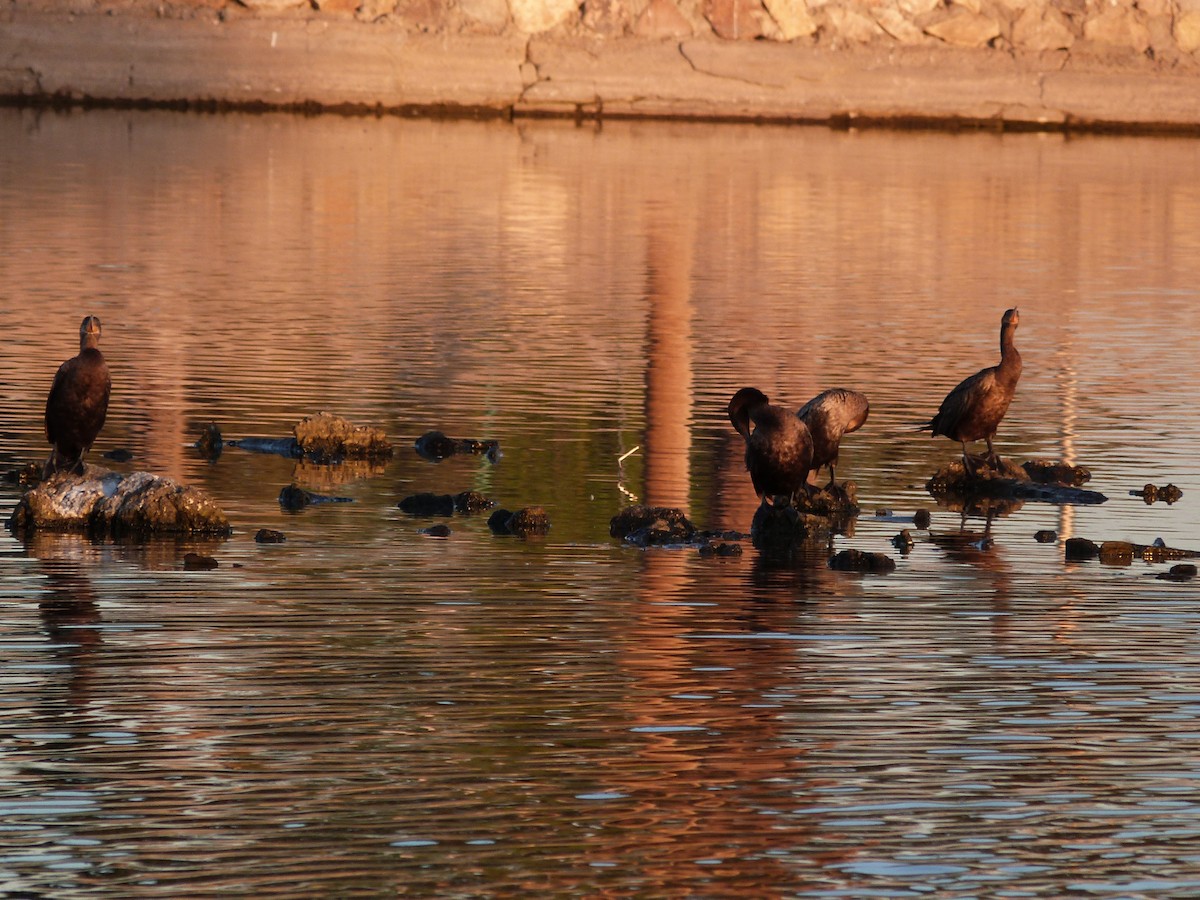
left=3, top=11, right=1200, bottom=135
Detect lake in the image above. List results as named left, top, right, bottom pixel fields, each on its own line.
left=2, top=107, right=1200, bottom=896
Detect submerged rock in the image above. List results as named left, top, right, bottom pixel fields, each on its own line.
left=294, top=412, right=393, bottom=463
left=892, top=529, right=915, bottom=553
left=414, top=430, right=501, bottom=463
left=102, top=448, right=133, bottom=463
left=397, top=491, right=496, bottom=517
left=1023, top=459, right=1091, bottom=486
left=507, top=506, right=551, bottom=536
left=255, top=528, right=287, bottom=543
left=278, top=483, right=354, bottom=510
left=195, top=422, right=224, bottom=461
left=7, top=466, right=231, bottom=536
left=421, top=524, right=452, bottom=537
left=229, top=436, right=301, bottom=457
left=928, top=457, right=1107, bottom=506
left=698, top=541, right=743, bottom=558
left=829, top=548, right=896, bottom=573
left=1067, top=535, right=1198, bottom=565
left=1158, top=564, right=1198, bottom=582
left=1035, top=529, right=1058, bottom=543
left=183, top=552, right=219, bottom=570
left=1065, top=537, right=1100, bottom=561
left=610, top=505, right=696, bottom=546
left=912, top=508, right=932, bottom=530
left=399, top=492, right=455, bottom=516
left=490, top=506, right=552, bottom=537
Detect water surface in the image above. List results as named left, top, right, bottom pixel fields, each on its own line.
left=2, top=108, right=1200, bottom=896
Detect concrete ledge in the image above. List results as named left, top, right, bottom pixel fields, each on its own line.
left=3, top=11, right=1200, bottom=130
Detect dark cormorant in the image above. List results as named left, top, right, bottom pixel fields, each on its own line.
left=920, top=308, right=1022, bottom=474
left=44, top=315, right=111, bottom=477
left=796, top=388, right=870, bottom=488
left=728, top=387, right=813, bottom=505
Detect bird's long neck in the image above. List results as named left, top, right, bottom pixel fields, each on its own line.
left=80, top=334, right=101, bottom=352
left=997, top=323, right=1021, bottom=382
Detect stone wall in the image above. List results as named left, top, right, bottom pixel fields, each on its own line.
left=24, top=0, right=1195, bottom=59
left=4, top=0, right=1200, bottom=127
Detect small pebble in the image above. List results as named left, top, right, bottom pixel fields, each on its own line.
left=255, top=528, right=286, bottom=543
left=1034, top=529, right=1057, bottom=543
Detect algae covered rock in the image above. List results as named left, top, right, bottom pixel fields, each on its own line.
left=929, top=457, right=1107, bottom=506
left=293, top=412, right=393, bottom=463
left=8, top=467, right=231, bottom=536
left=414, top=430, right=500, bottom=463
left=610, top=505, right=696, bottom=546
left=490, top=506, right=552, bottom=537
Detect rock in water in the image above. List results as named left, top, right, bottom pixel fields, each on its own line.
left=8, top=467, right=230, bottom=536
left=610, top=505, right=695, bottom=546
left=293, top=412, right=393, bottom=463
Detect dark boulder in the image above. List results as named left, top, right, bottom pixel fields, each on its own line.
left=183, top=552, right=219, bottom=570
left=829, top=549, right=896, bottom=573
left=279, top=484, right=353, bottom=510
left=929, top=457, right=1106, bottom=506
left=398, top=490, right=495, bottom=517
left=698, top=542, right=743, bottom=558
left=255, top=528, right=287, bottom=543
left=1158, top=564, right=1198, bottom=582
left=610, top=505, right=696, bottom=546
left=1065, top=537, right=1100, bottom=561
left=1023, top=459, right=1091, bottom=486
left=414, top=430, right=500, bottom=463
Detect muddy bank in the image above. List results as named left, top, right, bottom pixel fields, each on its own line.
left=2, top=6, right=1200, bottom=131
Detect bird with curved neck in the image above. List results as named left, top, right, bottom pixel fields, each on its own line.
left=796, top=388, right=869, bottom=489
left=920, top=308, right=1022, bottom=475
left=727, top=387, right=813, bottom=508
left=43, top=315, right=111, bottom=478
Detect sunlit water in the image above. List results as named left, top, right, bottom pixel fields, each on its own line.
left=2, top=108, right=1200, bottom=896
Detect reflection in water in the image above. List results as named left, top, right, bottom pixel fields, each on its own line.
left=1, top=109, right=1200, bottom=895
left=642, top=209, right=694, bottom=512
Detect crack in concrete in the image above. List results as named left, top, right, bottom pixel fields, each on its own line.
left=677, top=40, right=809, bottom=88
left=515, top=36, right=540, bottom=107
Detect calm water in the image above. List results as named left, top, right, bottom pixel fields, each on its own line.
left=2, top=108, right=1200, bottom=896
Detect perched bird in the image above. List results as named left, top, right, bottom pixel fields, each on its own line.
left=920, top=308, right=1022, bottom=474
left=43, top=315, right=111, bottom=478
left=797, top=388, right=870, bottom=488
left=728, top=387, right=813, bottom=506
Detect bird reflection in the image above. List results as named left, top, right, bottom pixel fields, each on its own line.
left=23, top=534, right=105, bottom=707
